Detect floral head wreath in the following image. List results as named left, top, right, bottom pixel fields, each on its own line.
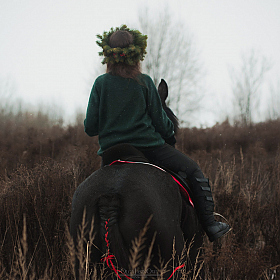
left=96, top=25, right=148, bottom=65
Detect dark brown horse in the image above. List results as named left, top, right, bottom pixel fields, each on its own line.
left=70, top=79, right=204, bottom=279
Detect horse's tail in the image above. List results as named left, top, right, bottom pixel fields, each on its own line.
left=98, top=194, right=129, bottom=269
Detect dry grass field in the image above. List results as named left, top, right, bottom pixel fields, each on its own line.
left=0, top=110, right=279, bottom=279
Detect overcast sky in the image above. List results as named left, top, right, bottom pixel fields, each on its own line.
left=1, top=0, right=280, bottom=126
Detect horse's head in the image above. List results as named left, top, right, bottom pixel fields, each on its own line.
left=158, top=79, right=179, bottom=134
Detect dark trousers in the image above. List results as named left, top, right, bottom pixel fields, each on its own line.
left=140, top=144, right=229, bottom=238
left=139, top=144, right=205, bottom=182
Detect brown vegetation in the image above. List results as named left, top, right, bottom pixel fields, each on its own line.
left=0, top=110, right=279, bottom=279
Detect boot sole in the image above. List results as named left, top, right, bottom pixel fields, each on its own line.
left=209, top=225, right=232, bottom=242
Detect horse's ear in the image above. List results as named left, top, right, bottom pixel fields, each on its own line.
left=158, top=79, right=168, bottom=105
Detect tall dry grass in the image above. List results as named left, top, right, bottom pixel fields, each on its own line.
left=0, top=108, right=279, bottom=279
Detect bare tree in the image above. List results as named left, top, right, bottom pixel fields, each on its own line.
left=229, top=50, right=271, bottom=126
left=0, top=76, right=18, bottom=115
left=266, top=81, right=280, bottom=120
left=135, top=7, right=204, bottom=124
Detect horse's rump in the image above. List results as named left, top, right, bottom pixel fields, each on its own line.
left=70, top=163, right=187, bottom=269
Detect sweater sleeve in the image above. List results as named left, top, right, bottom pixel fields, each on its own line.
left=145, top=76, right=175, bottom=139
left=84, top=81, right=100, bottom=137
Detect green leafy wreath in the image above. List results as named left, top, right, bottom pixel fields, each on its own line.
left=96, top=25, right=148, bottom=65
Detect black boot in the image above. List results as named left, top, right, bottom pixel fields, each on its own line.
left=190, top=177, right=231, bottom=242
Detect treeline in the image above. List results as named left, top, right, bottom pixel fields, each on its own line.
left=1, top=109, right=279, bottom=178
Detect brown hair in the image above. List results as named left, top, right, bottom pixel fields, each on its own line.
left=106, top=30, right=141, bottom=79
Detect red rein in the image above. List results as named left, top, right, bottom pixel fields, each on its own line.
left=102, top=219, right=185, bottom=280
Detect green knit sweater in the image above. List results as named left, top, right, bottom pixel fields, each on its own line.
left=84, top=73, right=174, bottom=155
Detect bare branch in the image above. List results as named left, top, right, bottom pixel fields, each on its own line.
left=229, top=49, right=271, bottom=125
left=136, top=6, right=204, bottom=124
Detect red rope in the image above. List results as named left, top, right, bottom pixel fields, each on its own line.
left=170, top=175, right=194, bottom=207
left=166, top=263, right=185, bottom=280
left=102, top=219, right=134, bottom=280
left=109, top=159, right=194, bottom=207
left=102, top=218, right=185, bottom=279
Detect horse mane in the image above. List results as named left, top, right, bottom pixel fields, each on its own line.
left=158, top=79, right=179, bottom=134
left=164, top=106, right=179, bottom=134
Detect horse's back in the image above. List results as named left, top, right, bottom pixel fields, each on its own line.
left=71, top=163, right=182, bottom=232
